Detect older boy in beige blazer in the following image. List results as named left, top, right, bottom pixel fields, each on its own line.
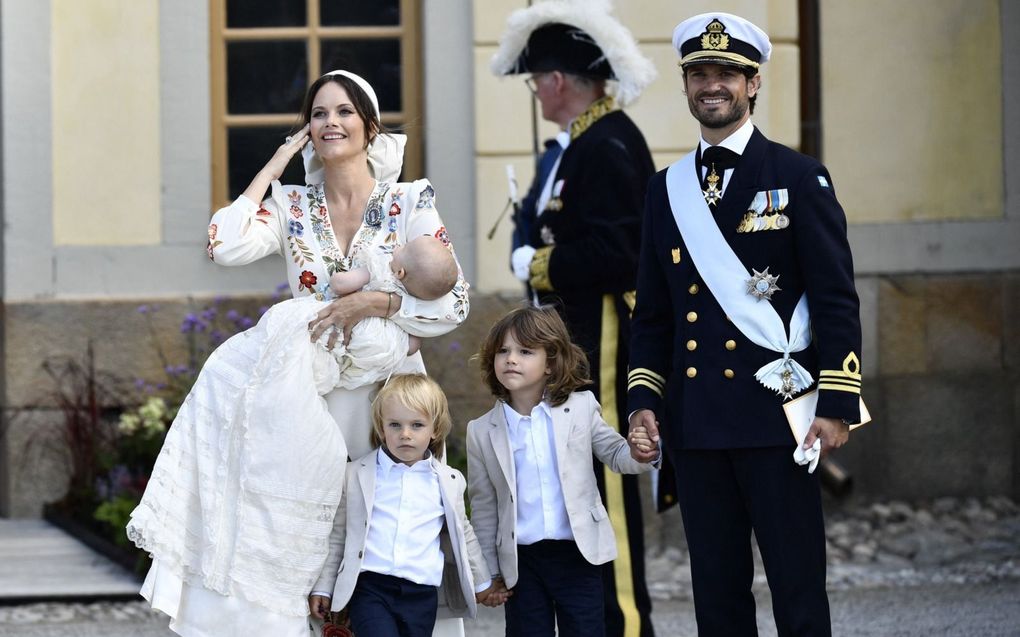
left=466, top=306, right=657, bottom=637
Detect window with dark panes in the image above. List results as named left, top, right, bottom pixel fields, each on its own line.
left=210, top=0, right=420, bottom=205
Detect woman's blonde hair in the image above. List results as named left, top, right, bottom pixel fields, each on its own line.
left=475, top=305, right=591, bottom=407
left=370, top=374, right=452, bottom=456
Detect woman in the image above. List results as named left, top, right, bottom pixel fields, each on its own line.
left=132, top=71, right=470, bottom=636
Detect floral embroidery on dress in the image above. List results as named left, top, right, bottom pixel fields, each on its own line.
left=287, top=220, right=314, bottom=266
left=451, top=280, right=469, bottom=321
left=206, top=224, right=221, bottom=261
left=288, top=189, right=304, bottom=219
left=307, top=184, right=345, bottom=266
left=416, top=184, right=435, bottom=210
left=385, top=202, right=401, bottom=243
left=434, top=226, right=451, bottom=247
left=298, top=270, right=318, bottom=292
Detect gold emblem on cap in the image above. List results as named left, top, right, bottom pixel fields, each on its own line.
left=700, top=19, right=730, bottom=51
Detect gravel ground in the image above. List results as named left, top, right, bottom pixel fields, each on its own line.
left=2, top=496, right=1018, bottom=636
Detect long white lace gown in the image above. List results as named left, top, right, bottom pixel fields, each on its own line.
left=133, top=179, right=469, bottom=637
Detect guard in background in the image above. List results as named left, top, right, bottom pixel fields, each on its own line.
left=491, top=1, right=657, bottom=635
left=627, top=12, right=863, bottom=636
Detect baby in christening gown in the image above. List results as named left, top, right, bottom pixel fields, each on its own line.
left=127, top=235, right=458, bottom=637
left=324, top=234, right=459, bottom=388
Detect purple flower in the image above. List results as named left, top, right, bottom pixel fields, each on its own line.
left=136, top=304, right=151, bottom=314
left=134, top=378, right=147, bottom=390
left=237, top=317, right=255, bottom=330
left=201, top=308, right=217, bottom=322
left=225, top=309, right=240, bottom=322
left=289, top=220, right=304, bottom=237
left=448, top=340, right=462, bottom=352
left=257, top=305, right=270, bottom=317
left=214, top=295, right=228, bottom=305
left=180, top=313, right=199, bottom=333
left=210, top=329, right=225, bottom=344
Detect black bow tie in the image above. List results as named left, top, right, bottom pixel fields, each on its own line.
left=701, top=146, right=741, bottom=172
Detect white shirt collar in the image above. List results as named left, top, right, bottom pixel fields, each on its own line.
left=699, top=118, right=754, bottom=156
left=376, top=446, right=433, bottom=478
left=501, top=400, right=552, bottom=430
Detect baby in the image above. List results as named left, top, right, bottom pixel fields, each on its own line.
left=325, top=235, right=458, bottom=388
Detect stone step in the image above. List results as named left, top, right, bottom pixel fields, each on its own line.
left=0, top=519, right=140, bottom=600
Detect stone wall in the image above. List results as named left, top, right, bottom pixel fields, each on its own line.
left=837, top=272, right=1020, bottom=500
left=3, top=274, right=1019, bottom=517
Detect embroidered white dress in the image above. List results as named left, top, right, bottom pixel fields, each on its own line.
left=131, top=179, right=469, bottom=637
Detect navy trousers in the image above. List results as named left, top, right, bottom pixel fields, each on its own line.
left=672, top=447, right=831, bottom=637
left=504, top=539, right=605, bottom=637
left=347, top=570, right=438, bottom=637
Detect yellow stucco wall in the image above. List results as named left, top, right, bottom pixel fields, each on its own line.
left=473, top=0, right=800, bottom=293
left=51, top=0, right=162, bottom=246
left=821, top=0, right=1002, bottom=223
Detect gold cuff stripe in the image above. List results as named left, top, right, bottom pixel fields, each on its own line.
left=820, top=369, right=862, bottom=381
left=818, top=376, right=861, bottom=388
left=628, top=379, right=664, bottom=397
left=818, top=382, right=862, bottom=394
left=628, top=367, right=666, bottom=385
left=528, top=246, right=554, bottom=292
left=818, top=376, right=860, bottom=387
left=627, top=374, right=665, bottom=391
left=816, top=375, right=856, bottom=389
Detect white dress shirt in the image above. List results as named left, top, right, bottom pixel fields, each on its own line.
left=362, top=450, right=446, bottom=586
left=502, top=401, right=573, bottom=545
left=698, top=117, right=754, bottom=197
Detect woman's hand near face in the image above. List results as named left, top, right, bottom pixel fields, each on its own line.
left=308, top=290, right=400, bottom=350
left=262, top=124, right=311, bottom=181
left=240, top=124, right=311, bottom=204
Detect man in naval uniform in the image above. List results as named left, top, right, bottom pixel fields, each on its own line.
left=626, top=12, right=863, bottom=636
left=491, top=2, right=657, bottom=635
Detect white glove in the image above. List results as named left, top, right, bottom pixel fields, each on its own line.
left=793, top=438, right=821, bottom=473
left=511, top=245, right=536, bottom=282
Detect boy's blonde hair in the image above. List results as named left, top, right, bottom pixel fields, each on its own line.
left=370, top=373, right=452, bottom=456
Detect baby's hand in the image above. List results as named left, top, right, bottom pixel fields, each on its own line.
left=628, top=425, right=658, bottom=463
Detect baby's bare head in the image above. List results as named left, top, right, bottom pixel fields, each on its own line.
left=394, top=235, right=459, bottom=300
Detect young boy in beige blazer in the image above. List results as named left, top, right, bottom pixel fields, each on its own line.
left=309, top=374, right=498, bottom=637
left=466, top=306, right=658, bottom=637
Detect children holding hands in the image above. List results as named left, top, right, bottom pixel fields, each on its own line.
left=466, top=306, right=659, bottom=637
left=308, top=374, right=499, bottom=637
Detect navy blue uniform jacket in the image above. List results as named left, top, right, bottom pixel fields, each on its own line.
left=627, top=127, right=862, bottom=450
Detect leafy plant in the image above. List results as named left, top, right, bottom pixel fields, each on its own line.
left=39, top=292, right=280, bottom=572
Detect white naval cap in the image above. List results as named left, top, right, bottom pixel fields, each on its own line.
left=672, top=12, right=772, bottom=70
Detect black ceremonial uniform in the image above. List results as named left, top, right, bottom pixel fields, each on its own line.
left=627, top=126, right=862, bottom=634
left=527, top=98, right=657, bottom=637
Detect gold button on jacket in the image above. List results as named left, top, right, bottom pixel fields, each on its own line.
left=686, top=311, right=698, bottom=323
left=686, top=340, right=697, bottom=351
left=724, top=369, right=735, bottom=379
left=686, top=367, right=697, bottom=378
left=725, top=340, right=736, bottom=350
left=688, top=283, right=699, bottom=294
